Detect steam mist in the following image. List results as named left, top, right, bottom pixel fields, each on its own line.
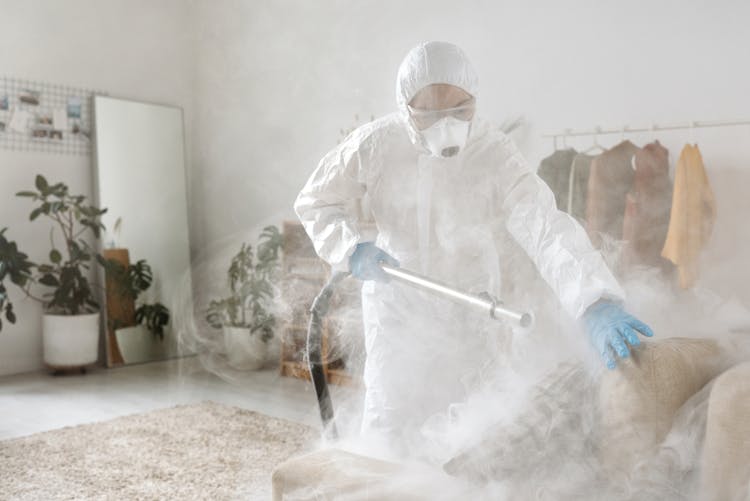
left=168, top=111, right=750, bottom=501
left=171, top=209, right=750, bottom=500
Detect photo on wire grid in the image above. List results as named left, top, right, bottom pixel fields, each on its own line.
left=67, top=96, right=82, bottom=118
left=49, top=130, right=63, bottom=140
left=0, top=121, right=5, bottom=132
left=0, top=95, right=8, bottom=110
left=19, top=89, right=40, bottom=105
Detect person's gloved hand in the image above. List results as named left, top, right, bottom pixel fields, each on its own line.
left=583, top=301, right=654, bottom=370
left=349, top=242, right=399, bottom=282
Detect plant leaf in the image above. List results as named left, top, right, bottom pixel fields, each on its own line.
left=50, top=183, right=66, bottom=197
left=39, top=274, right=60, bottom=287
left=35, top=175, right=49, bottom=193
left=49, top=249, right=62, bottom=264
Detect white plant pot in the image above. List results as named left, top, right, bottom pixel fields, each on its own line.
left=223, top=326, right=267, bottom=371
left=115, top=324, right=166, bottom=365
left=42, top=312, right=100, bottom=368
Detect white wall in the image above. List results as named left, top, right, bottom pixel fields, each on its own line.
left=190, top=0, right=750, bottom=302
left=3, top=0, right=750, bottom=375
left=0, top=0, right=194, bottom=375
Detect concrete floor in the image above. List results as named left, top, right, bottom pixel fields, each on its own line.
left=0, top=356, right=361, bottom=440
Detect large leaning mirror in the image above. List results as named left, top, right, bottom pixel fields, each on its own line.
left=93, top=96, right=192, bottom=366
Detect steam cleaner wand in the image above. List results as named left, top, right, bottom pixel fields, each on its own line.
left=379, top=263, right=534, bottom=328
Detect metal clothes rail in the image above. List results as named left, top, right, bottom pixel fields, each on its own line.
left=542, top=119, right=750, bottom=142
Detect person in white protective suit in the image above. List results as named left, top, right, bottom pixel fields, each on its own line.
left=294, top=41, right=653, bottom=450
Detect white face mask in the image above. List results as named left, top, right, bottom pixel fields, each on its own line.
left=418, top=116, right=471, bottom=158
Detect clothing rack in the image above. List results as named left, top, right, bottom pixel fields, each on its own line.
left=542, top=119, right=750, bottom=142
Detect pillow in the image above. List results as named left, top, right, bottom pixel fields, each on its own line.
left=699, top=361, right=750, bottom=500
left=444, top=338, right=727, bottom=490
left=598, top=337, right=725, bottom=474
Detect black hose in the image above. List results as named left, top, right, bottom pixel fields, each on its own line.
left=307, top=271, right=349, bottom=439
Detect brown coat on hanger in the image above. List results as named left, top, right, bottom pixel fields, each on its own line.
left=585, top=140, right=638, bottom=248
left=622, top=141, right=674, bottom=271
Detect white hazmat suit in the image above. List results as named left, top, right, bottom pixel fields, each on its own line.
left=295, top=41, right=624, bottom=447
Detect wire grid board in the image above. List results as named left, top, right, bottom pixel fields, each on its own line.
left=0, top=76, right=105, bottom=155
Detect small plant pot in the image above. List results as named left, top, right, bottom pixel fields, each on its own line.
left=115, top=325, right=166, bottom=365
left=223, top=326, right=267, bottom=371
left=42, top=312, right=100, bottom=370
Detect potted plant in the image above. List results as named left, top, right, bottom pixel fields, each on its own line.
left=101, top=258, right=170, bottom=337
left=13, top=175, right=107, bottom=370
left=205, top=225, right=282, bottom=370
left=100, top=256, right=170, bottom=364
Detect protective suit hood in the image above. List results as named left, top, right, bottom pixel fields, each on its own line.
left=396, top=41, right=479, bottom=110
left=396, top=41, right=479, bottom=153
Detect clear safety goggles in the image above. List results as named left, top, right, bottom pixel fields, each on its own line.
left=407, top=98, right=476, bottom=130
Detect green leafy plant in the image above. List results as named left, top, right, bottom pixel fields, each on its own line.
left=0, top=228, right=34, bottom=331
left=100, top=258, right=152, bottom=300
left=205, top=225, right=282, bottom=343
left=135, top=303, right=170, bottom=339
left=13, top=175, right=107, bottom=316
left=98, top=257, right=171, bottom=339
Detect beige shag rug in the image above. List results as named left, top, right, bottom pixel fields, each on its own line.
left=0, top=401, right=316, bottom=500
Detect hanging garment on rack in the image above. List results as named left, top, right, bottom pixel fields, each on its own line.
left=537, top=148, right=577, bottom=210
left=622, top=141, right=674, bottom=272
left=567, top=152, right=594, bottom=223
left=661, top=144, right=716, bottom=288
left=585, top=140, right=639, bottom=250
left=537, top=149, right=593, bottom=224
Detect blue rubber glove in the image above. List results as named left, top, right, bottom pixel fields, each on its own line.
left=349, top=242, right=399, bottom=282
left=583, top=301, right=654, bottom=370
